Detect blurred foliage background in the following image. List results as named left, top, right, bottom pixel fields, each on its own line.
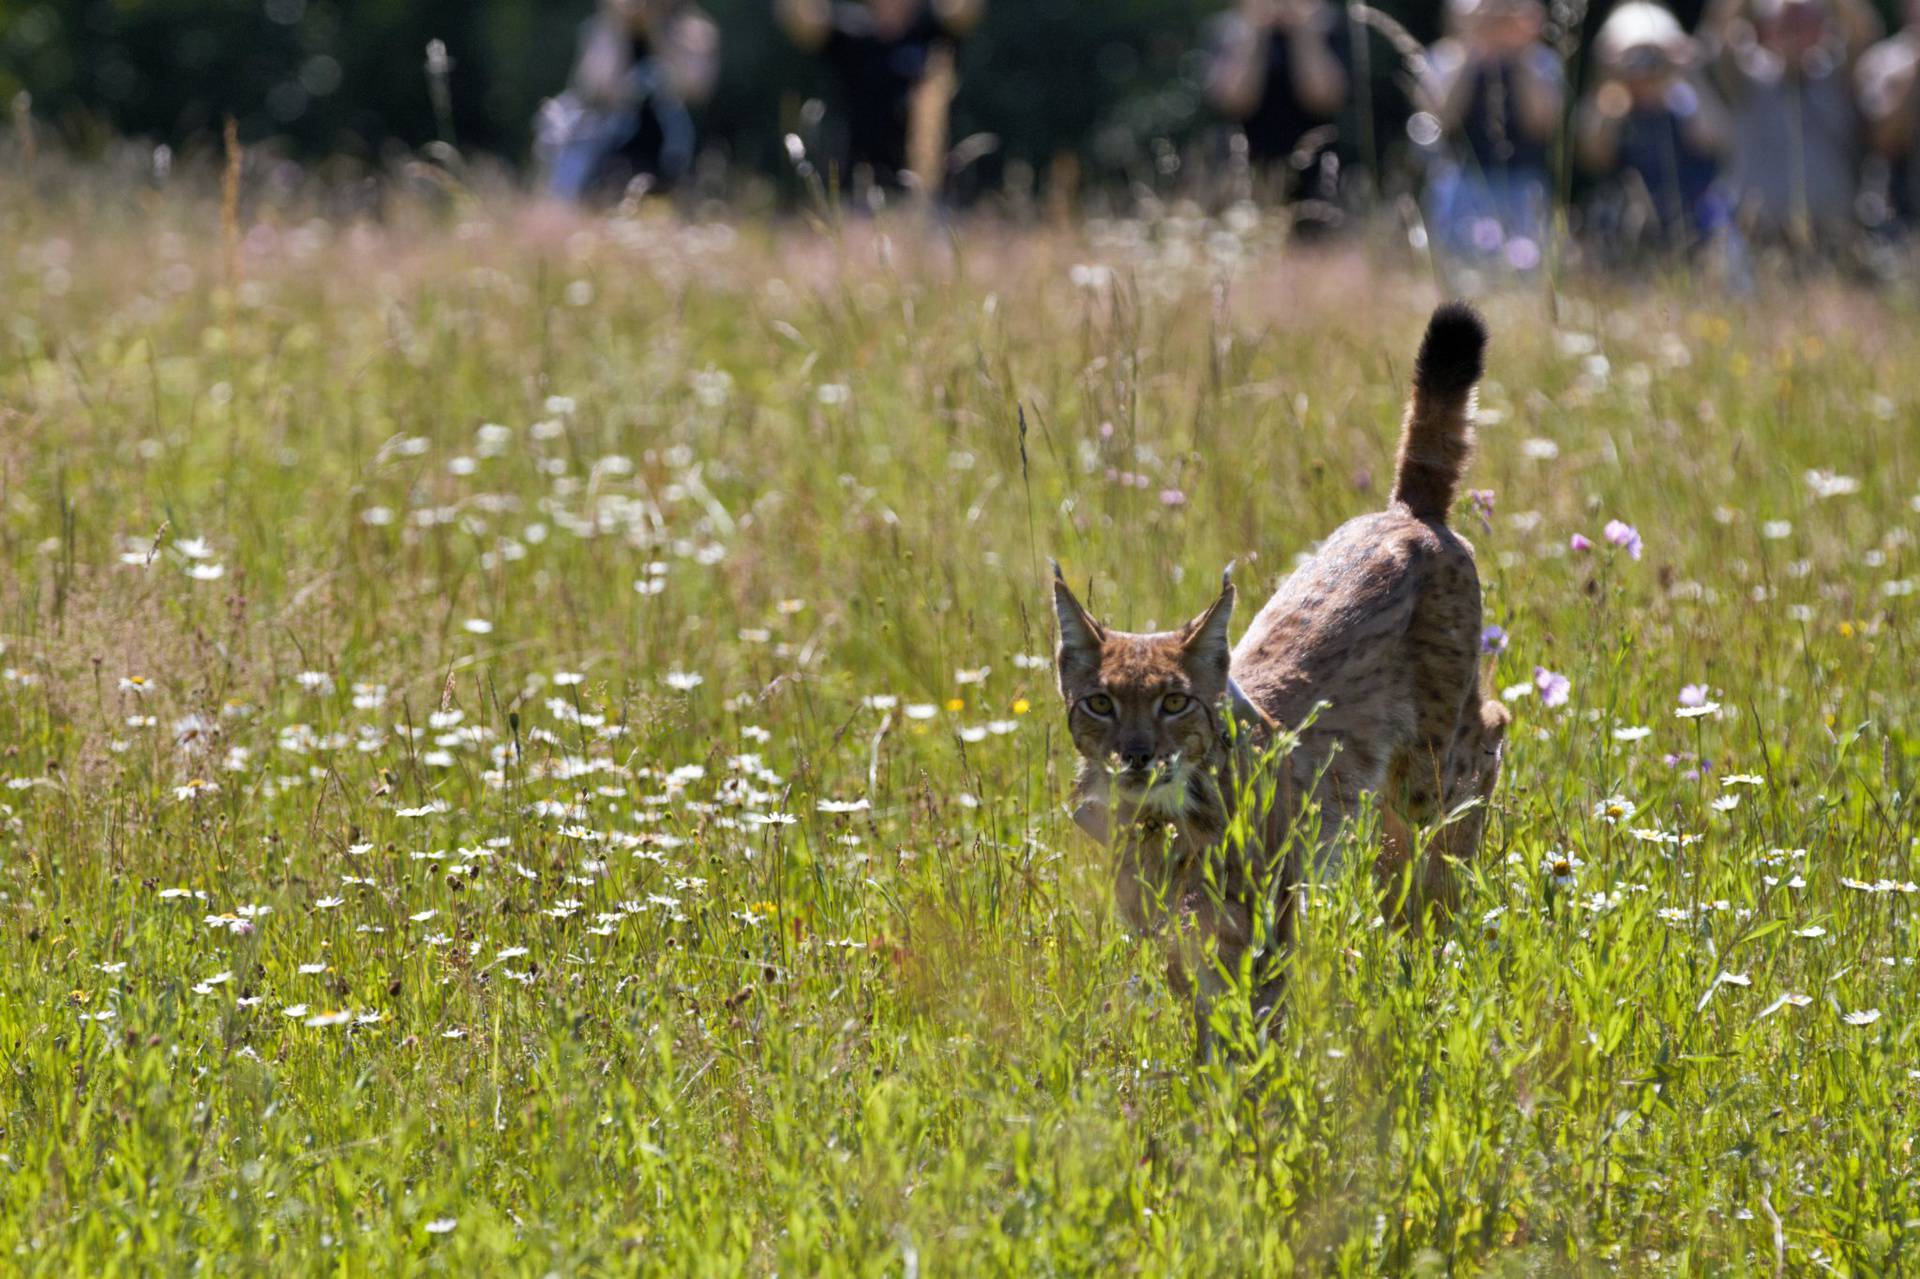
left=9, top=0, right=1879, bottom=189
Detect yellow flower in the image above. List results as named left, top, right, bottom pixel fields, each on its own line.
left=945, top=697, right=965, bottom=713
left=750, top=900, right=777, bottom=917
left=1012, top=697, right=1031, bottom=715
left=1839, top=620, right=1855, bottom=638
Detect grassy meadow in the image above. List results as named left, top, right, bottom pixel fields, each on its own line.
left=5, top=173, right=1920, bottom=1274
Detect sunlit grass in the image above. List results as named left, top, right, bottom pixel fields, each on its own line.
left=4, top=173, right=1919, bottom=1272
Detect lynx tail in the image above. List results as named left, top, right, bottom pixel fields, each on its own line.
left=1392, top=302, right=1488, bottom=524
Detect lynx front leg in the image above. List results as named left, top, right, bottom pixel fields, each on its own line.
left=1167, top=869, right=1298, bottom=1059
left=1164, top=894, right=1251, bottom=1063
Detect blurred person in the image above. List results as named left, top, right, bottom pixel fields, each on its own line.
left=1576, top=2, right=1733, bottom=257
left=1858, top=0, right=1920, bottom=224
left=1419, top=0, right=1565, bottom=270
left=1206, top=0, right=1349, bottom=219
left=776, top=0, right=984, bottom=193
left=1698, top=0, right=1880, bottom=248
left=536, top=0, right=720, bottom=202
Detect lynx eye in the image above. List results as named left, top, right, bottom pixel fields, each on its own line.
left=1082, top=693, right=1116, bottom=717
left=1160, top=693, right=1192, bottom=715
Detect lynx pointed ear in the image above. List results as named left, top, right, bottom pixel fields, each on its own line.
left=1052, top=567, right=1105, bottom=682
left=1179, top=575, right=1235, bottom=683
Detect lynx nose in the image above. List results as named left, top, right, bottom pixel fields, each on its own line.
left=1118, top=744, right=1154, bottom=772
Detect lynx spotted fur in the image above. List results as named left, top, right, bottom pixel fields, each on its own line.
left=1053, top=302, right=1510, bottom=1029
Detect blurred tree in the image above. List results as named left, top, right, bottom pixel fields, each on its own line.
left=2, top=0, right=532, bottom=158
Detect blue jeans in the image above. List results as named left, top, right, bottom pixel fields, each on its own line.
left=1426, top=163, right=1551, bottom=271
left=538, top=78, right=695, bottom=202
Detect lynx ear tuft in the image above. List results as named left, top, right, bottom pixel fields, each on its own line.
left=1179, top=577, right=1235, bottom=682
left=1052, top=570, right=1105, bottom=666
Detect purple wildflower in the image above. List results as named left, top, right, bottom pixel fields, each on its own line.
left=1570, top=533, right=1592, bottom=553
left=1534, top=666, right=1570, bottom=708
left=1479, top=624, right=1508, bottom=655
left=1679, top=683, right=1709, bottom=708
left=1603, top=519, right=1643, bottom=560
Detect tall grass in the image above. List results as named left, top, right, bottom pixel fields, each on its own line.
left=3, top=172, right=1918, bottom=1273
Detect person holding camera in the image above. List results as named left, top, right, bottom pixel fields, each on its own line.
left=1699, top=0, right=1880, bottom=248
left=1420, top=0, right=1565, bottom=267
left=1576, top=2, right=1732, bottom=257
left=1207, top=0, right=1351, bottom=214
left=1858, top=0, right=1920, bottom=226
left=536, top=0, right=720, bottom=201
left=777, top=0, right=984, bottom=195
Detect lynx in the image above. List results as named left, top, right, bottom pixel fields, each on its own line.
left=1053, top=302, right=1510, bottom=1032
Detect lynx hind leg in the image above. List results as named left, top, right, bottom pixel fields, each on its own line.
left=1424, top=697, right=1510, bottom=888
left=1379, top=696, right=1509, bottom=918
left=1447, top=697, right=1509, bottom=828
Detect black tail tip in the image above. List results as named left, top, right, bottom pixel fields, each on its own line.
left=1415, top=301, right=1487, bottom=395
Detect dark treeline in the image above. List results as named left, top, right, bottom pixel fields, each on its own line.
left=6, top=0, right=1761, bottom=187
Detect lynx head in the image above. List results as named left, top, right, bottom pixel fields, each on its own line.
left=1052, top=563, right=1235, bottom=818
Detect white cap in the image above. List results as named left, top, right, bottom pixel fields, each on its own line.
left=1595, top=1, right=1686, bottom=64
